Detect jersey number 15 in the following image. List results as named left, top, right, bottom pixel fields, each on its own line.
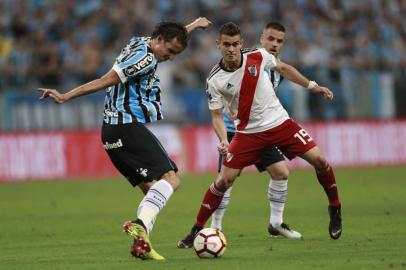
left=293, top=129, right=313, bottom=145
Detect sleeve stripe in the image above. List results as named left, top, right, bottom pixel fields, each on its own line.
left=113, top=63, right=127, bottom=83
left=207, top=65, right=221, bottom=81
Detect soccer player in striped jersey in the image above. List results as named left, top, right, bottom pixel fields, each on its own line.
left=38, top=17, right=212, bottom=260
left=178, top=22, right=342, bottom=246
left=208, top=22, right=303, bottom=240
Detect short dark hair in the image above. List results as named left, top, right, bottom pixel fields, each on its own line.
left=219, top=22, right=241, bottom=37
left=265, top=22, right=286, bottom=32
left=151, top=22, right=188, bottom=48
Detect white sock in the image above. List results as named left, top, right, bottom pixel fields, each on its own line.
left=137, top=179, right=174, bottom=234
left=211, top=186, right=233, bottom=230
left=268, top=179, right=288, bottom=227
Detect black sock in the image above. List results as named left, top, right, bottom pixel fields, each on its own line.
left=192, top=224, right=203, bottom=236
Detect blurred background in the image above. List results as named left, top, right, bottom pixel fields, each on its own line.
left=0, top=0, right=405, bottom=181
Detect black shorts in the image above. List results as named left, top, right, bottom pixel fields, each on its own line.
left=217, top=132, right=285, bottom=173
left=101, top=122, right=178, bottom=187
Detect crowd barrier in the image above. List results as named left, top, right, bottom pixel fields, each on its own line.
left=1, top=121, right=405, bottom=182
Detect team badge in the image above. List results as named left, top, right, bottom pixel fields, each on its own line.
left=136, top=168, right=148, bottom=177
left=226, top=152, right=233, bottom=162
left=247, top=64, right=258, bottom=76
left=125, top=66, right=136, bottom=76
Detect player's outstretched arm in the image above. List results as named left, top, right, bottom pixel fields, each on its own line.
left=273, top=61, right=333, bottom=100
left=38, top=69, right=121, bottom=104
left=185, top=17, right=212, bottom=33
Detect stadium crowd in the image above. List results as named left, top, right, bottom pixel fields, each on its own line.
left=1, top=0, right=405, bottom=120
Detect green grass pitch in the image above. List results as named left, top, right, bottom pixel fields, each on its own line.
left=1, top=166, right=406, bottom=270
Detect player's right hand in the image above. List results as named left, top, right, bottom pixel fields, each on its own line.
left=217, top=140, right=229, bottom=156
left=38, top=88, right=66, bottom=104
left=191, top=17, right=212, bottom=30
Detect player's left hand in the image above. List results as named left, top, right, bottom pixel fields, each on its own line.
left=191, top=17, right=212, bottom=30
left=312, top=86, right=334, bottom=100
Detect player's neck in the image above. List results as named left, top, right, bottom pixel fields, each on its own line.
left=221, top=54, right=241, bottom=71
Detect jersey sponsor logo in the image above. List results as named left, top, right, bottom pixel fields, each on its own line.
left=104, top=109, right=119, bottom=118
left=136, top=168, right=148, bottom=177
left=247, top=64, right=258, bottom=76
left=124, top=52, right=154, bottom=76
left=103, top=139, right=123, bottom=150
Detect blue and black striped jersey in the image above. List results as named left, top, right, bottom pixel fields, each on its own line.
left=223, top=68, right=284, bottom=133
left=104, top=36, right=163, bottom=124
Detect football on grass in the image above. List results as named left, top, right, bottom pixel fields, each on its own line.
left=193, top=228, right=227, bottom=258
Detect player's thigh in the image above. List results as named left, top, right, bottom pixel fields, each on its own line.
left=101, top=122, right=178, bottom=186
left=224, top=132, right=267, bottom=169
left=273, top=119, right=317, bottom=160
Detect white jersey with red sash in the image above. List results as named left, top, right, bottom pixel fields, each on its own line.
left=206, top=48, right=289, bottom=134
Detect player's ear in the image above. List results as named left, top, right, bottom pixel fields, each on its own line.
left=156, top=35, right=164, bottom=44
left=241, top=38, right=244, bottom=47
left=215, top=38, right=220, bottom=49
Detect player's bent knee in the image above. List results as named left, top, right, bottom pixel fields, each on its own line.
left=269, top=167, right=289, bottom=180
left=138, top=181, right=154, bottom=195
left=272, top=170, right=289, bottom=180
left=215, top=176, right=234, bottom=192
left=313, top=155, right=329, bottom=171
left=216, top=167, right=239, bottom=191
left=161, top=171, right=180, bottom=190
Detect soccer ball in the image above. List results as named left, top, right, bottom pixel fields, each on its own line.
left=193, top=228, right=227, bottom=258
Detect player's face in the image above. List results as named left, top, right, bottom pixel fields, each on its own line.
left=216, top=34, right=243, bottom=64
left=153, top=36, right=184, bottom=62
left=260, top=28, right=285, bottom=57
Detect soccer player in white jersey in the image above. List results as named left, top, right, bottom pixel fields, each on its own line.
left=38, top=17, right=211, bottom=260
left=178, top=22, right=342, bottom=245
left=209, top=22, right=302, bottom=240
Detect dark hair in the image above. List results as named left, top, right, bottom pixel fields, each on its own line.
left=219, top=22, right=241, bottom=36
left=265, top=22, right=286, bottom=32
left=151, top=22, right=188, bottom=48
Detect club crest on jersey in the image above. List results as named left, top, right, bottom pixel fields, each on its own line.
left=226, top=152, right=233, bottom=162
left=136, top=168, right=148, bottom=177
left=247, top=64, right=258, bottom=77
left=226, top=83, right=233, bottom=89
